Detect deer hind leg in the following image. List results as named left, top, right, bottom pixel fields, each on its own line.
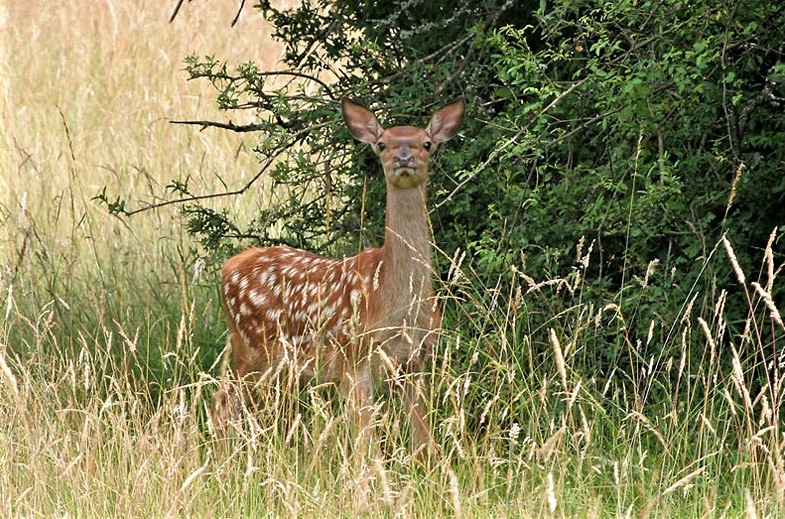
left=210, top=377, right=243, bottom=441
left=210, top=332, right=270, bottom=441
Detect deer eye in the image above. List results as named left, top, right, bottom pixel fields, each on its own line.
left=377, top=142, right=387, bottom=151
left=423, top=141, right=432, bottom=151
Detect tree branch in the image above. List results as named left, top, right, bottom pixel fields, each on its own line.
left=169, top=119, right=265, bottom=133
left=169, top=0, right=186, bottom=23
left=123, top=157, right=275, bottom=216
left=231, top=0, right=246, bottom=27
left=120, top=120, right=334, bottom=216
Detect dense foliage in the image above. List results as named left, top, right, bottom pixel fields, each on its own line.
left=166, top=0, right=784, bottom=378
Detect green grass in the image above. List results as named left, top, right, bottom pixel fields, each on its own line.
left=2, top=1, right=784, bottom=517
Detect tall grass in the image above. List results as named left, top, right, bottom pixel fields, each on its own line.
left=2, top=1, right=784, bottom=517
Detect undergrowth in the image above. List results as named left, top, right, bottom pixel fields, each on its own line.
left=2, top=209, right=783, bottom=516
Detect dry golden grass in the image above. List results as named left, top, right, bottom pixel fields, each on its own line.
left=1, top=1, right=784, bottom=517
left=1, top=3, right=294, bottom=514
left=1, top=0, right=283, bottom=268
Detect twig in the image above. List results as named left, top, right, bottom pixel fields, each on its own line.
left=542, top=78, right=588, bottom=115
left=169, top=0, right=247, bottom=26
left=123, top=121, right=333, bottom=216
left=189, top=70, right=336, bottom=99
left=433, top=129, right=520, bottom=211
left=169, top=119, right=265, bottom=133
left=546, top=108, right=621, bottom=147
left=123, top=158, right=275, bottom=216
left=169, top=0, right=186, bottom=23
left=231, top=0, right=246, bottom=27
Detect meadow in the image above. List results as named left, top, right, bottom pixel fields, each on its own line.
left=1, top=1, right=784, bottom=517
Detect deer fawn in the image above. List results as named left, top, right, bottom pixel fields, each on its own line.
left=211, top=97, right=465, bottom=458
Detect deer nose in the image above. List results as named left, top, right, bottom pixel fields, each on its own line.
left=395, top=150, right=414, bottom=167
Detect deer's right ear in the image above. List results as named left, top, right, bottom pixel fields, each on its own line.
left=342, top=98, right=384, bottom=144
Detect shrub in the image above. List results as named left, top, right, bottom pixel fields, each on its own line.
left=113, top=0, right=784, bottom=389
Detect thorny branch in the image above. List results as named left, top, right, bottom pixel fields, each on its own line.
left=116, top=121, right=332, bottom=216
left=169, top=119, right=265, bottom=133
left=121, top=158, right=275, bottom=217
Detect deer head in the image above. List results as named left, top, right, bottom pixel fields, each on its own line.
left=342, top=97, right=465, bottom=189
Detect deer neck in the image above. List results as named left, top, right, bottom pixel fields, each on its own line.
left=379, top=182, right=434, bottom=317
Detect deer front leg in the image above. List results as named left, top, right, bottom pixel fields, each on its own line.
left=403, top=372, right=436, bottom=462
left=340, top=362, right=377, bottom=458
left=402, top=326, right=439, bottom=462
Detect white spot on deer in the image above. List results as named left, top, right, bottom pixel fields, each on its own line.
left=306, top=301, right=319, bottom=316
left=250, top=289, right=268, bottom=307
left=239, top=276, right=250, bottom=291
left=293, top=283, right=304, bottom=298
left=323, top=304, right=336, bottom=320
left=237, top=291, right=249, bottom=306
left=329, top=322, right=343, bottom=338
left=231, top=272, right=240, bottom=286
left=349, top=289, right=361, bottom=306
left=266, top=308, right=282, bottom=323
left=339, top=323, right=351, bottom=337
left=239, top=303, right=250, bottom=316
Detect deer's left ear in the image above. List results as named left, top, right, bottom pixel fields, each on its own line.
left=426, top=97, right=465, bottom=143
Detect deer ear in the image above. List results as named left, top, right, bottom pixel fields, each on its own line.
left=342, top=98, right=384, bottom=144
left=426, top=97, right=465, bottom=143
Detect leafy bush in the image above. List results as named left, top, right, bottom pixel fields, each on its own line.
left=144, top=0, right=784, bottom=388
